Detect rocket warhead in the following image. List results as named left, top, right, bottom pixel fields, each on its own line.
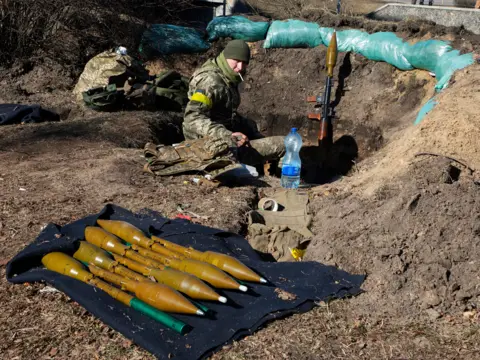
left=84, top=226, right=130, bottom=256
left=73, top=241, right=116, bottom=270
left=326, top=30, right=338, bottom=78
left=42, top=252, right=93, bottom=283
left=96, top=219, right=154, bottom=249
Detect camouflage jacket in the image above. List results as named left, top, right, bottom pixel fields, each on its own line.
left=183, top=54, right=241, bottom=141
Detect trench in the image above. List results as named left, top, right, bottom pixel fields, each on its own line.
left=236, top=47, right=436, bottom=184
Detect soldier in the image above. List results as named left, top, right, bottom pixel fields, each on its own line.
left=183, top=39, right=285, bottom=166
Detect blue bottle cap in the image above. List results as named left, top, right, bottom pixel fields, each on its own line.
left=291, top=128, right=297, bottom=133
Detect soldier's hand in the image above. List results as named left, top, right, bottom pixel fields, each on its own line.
left=231, top=132, right=249, bottom=147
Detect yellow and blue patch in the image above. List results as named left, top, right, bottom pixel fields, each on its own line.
left=190, top=90, right=212, bottom=108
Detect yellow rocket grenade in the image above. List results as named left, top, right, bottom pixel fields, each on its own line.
left=83, top=230, right=226, bottom=302
left=326, top=30, right=338, bottom=78
left=84, top=226, right=130, bottom=255
left=41, top=252, right=189, bottom=334
left=132, top=245, right=248, bottom=292
left=112, top=254, right=227, bottom=303
left=88, top=265, right=204, bottom=316
left=96, top=219, right=154, bottom=249
left=152, top=236, right=267, bottom=283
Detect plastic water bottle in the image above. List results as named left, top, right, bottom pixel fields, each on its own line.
left=281, top=128, right=302, bottom=189
left=115, top=46, right=127, bottom=56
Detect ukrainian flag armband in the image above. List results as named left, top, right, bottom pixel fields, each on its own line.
left=190, top=90, right=212, bottom=109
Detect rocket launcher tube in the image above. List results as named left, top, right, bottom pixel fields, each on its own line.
left=319, top=30, right=338, bottom=147
left=88, top=265, right=204, bottom=315
left=133, top=245, right=247, bottom=292
left=113, top=254, right=226, bottom=303
left=41, top=253, right=188, bottom=333
left=85, top=226, right=129, bottom=255
left=96, top=219, right=154, bottom=249
left=152, top=236, right=267, bottom=283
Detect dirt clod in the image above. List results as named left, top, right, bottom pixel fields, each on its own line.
left=274, top=288, right=298, bottom=301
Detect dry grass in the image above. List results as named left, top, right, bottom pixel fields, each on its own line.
left=211, top=300, right=480, bottom=360
left=243, top=0, right=384, bottom=19
left=0, top=0, right=199, bottom=66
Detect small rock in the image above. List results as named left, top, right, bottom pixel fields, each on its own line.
left=450, top=283, right=460, bottom=292
left=358, top=342, right=366, bottom=349
left=463, top=311, right=476, bottom=319
left=122, top=339, right=132, bottom=348
left=39, top=286, right=60, bottom=294
left=421, top=290, right=442, bottom=308
left=426, top=308, right=441, bottom=320
left=414, top=336, right=431, bottom=348
left=456, top=289, right=472, bottom=301
left=49, top=347, right=58, bottom=356
left=0, top=258, right=9, bottom=267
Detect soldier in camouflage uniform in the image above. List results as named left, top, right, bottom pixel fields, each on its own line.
left=183, top=40, right=285, bottom=166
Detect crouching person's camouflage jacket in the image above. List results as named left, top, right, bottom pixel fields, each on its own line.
left=182, top=53, right=242, bottom=141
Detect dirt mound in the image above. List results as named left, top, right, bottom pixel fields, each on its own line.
left=307, top=157, right=480, bottom=317
left=344, top=65, right=480, bottom=197
left=301, top=64, right=480, bottom=321
left=0, top=111, right=184, bottom=152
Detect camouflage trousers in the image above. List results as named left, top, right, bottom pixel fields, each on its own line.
left=226, top=115, right=286, bottom=166
left=237, top=137, right=285, bottom=166
left=184, top=115, right=285, bottom=166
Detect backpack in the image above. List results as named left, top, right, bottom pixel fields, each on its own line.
left=124, top=69, right=189, bottom=112
left=75, top=48, right=188, bottom=111
left=81, top=84, right=125, bottom=111
left=73, top=48, right=148, bottom=103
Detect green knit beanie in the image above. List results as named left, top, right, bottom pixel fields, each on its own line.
left=223, top=40, right=251, bottom=64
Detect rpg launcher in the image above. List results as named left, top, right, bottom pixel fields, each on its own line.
left=307, top=30, right=338, bottom=152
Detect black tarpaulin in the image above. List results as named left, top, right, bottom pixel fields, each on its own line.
left=6, top=204, right=364, bottom=360
left=0, top=104, right=59, bottom=125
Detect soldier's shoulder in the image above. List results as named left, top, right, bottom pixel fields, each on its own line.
left=193, top=70, right=224, bottom=85
left=192, top=62, right=224, bottom=85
